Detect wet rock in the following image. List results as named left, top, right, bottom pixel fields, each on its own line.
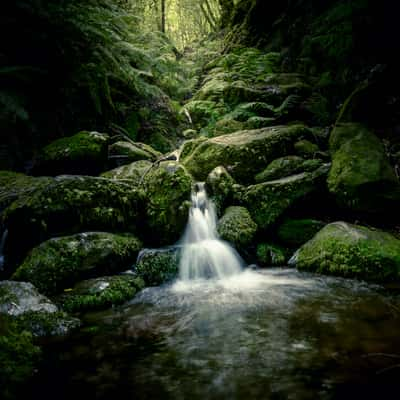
left=294, top=139, right=320, bottom=158
left=108, top=141, right=161, bottom=164
left=292, top=222, right=400, bottom=282
left=101, top=160, right=152, bottom=185
left=12, top=232, right=142, bottom=296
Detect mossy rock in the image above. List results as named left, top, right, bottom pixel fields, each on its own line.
left=212, top=118, right=245, bottom=136
left=101, top=160, right=152, bottom=185
left=256, top=243, right=287, bottom=266
left=0, top=281, right=80, bottom=337
left=12, top=232, right=142, bottom=296
left=179, top=137, right=208, bottom=160
left=181, top=124, right=315, bottom=183
left=217, top=206, right=257, bottom=249
left=327, top=123, right=400, bottom=213
left=108, top=141, right=161, bottom=163
left=294, top=140, right=320, bottom=158
left=142, top=161, right=192, bottom=245
left=255, top=156, right=323, bottom=182
left=57, top=274, right=145, bottom=313
left=239, top=164, right=330, bottom=230
left=134, top=247, right=180, bottom=286
left=277, top=219, right=326, bottom=247
left=292, top=222, right=400, bottom=282
left=33, top=131, right=109, bottom=176
left=205, top=166, right=236, bottom=215
left=2, top=175, right=144, bottom=270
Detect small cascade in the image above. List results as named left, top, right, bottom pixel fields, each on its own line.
left=0, top=228, right=8, bottom=271
left=178, top=183, right=243, bottom=280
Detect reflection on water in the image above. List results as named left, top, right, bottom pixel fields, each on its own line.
left=27, top=269, right=400, bottom=400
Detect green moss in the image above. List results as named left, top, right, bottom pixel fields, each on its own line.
left=12, top=232, right=142, bottom=295
left=256, top=243, right=287, bottom=266
left=108, top=141, right=161, bottom=162
left=294, top=222, right=400, bottom=282
left=57, top=275, right=145, bottom=313
left=101, top=160, right=152, bottom=185
left=294, top=140, right=320, bottom=157
left=277, top=219, right=326, bottom=247
left=218, top=206, right=257, bottom=249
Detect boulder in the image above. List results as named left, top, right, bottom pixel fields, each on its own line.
left=181, top=124, right=314, bottom=183
left=256, top=243, right=287, bottom=266
left=101, top=160, right=152, bottom=185
left=0, top=281, right=79, bottom=337
left=255, top=156, right=322, bottom=182
left=291, top=222, right=400, bottom=282
left=108, top=141, right=161, bottom=164
left=33, top=131, right=109, bottom=176
left=142, top=161, right=192, bottom=244
left=238, top=164, right=330, bottom=230
left=134, top=247, right=180, bottom=286
left=56, top=274, right=145, bottom=313
left=12, top=232, right=142, bottom=296
left=327, top=123, right=400, bottom=214
left=217, top=206, right=257, bottom=249
left=294, top=139, right=320, bottom=157
left=277, top=218, right=326, bottom=247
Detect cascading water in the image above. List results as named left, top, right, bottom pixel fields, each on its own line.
left=178, top=183, right=243, bottom=280
left=0, top=228, right=8, bottom=270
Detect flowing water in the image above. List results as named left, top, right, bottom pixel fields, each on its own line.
left=0, top=228, right=8, bottom=270
left=24, top=186, right=400, bottom=399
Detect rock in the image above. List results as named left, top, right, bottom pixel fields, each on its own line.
left=108, top=141, right=161, bottom=164
left=142, top=161, right=192, bottom=244
left=256, top=243, right=287, bottom=266
left=217, top=206, right=257, bottom=249
left=212, top=118, right=245, bottom=135
left=294, top=139, right=320, bottom=157
left=327, top=123, right=400, bottom=213
left=2, top=175, right=144, bottom=270
left=134, top=247, right=180, bottom=286
left=277, top=219, right=326, bottom=247
left=0, top=281, right=79, bottom=337
left=101, top=160, right=152, bottom=185
left=205, top=166, right=236, bottom=215
left=12, top=232, right=142, bottom=296
left=239, top=164, right=330, bottom=230
left=56, top=274, right=145, bottom=313
left=181, top=124, right=315, bottom=183
left=255, top=156, right=323, bottom=182
left=33, top=131, right=109, bottom=176
left=292, top=222, right=400, bottom=282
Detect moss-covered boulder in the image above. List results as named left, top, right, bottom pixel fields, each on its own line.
left=291, top=222, right=400, bottom=282
left=205, top=166, right=236, bottom=215
left=12, top=232, right=142, bottom=296
left=108, top=141, right=161, bottom=164
left=256, top=243, right=287, bottom=266
left=327, top=123, right=400, bottom=213
left=294, top=140, right=320, bottom=158
left=238, top=164, right=330, bottom=230
left=56, top=274, right=145, bottom=313
left=181, top=124, right=314, bottom=183
left=2, top=175, right=144, bottom=269
left=0, top=281, right=79, bottom=337
left=217, top=206, right=257, bottom=249
left=277, top=219, right=326, bottom=247
left=134, top=247, right=180, bottom=286
left=254, top=156, right=323, bottom=182
left=101, top=160, right=152, bottom=185
left=33, top=131, right=109, bottom=176
left=142, top=161, right=192, bottom=244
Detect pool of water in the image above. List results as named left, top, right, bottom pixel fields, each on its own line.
left=27, top=269, right=400, bottom=399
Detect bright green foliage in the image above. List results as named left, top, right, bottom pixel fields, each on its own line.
left=256, top=243, right=287, bottom=266
left=12, top=232, right=142, bottom=296
left=57, top=275, right=145, bottom=313
left=294, top=222, right=400, bottom=282
left=277, top=219, right=326, bottom=247
left=217, top=206, right=257, bottom=249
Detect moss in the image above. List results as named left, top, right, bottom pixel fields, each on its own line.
left=57, top=275, right=145, bottom=313
left=142, top=162, right=192, bottom=245
left=277, top=219, right=326, bottom=247
left=135, top=247, right=180, bottom=286
left=294, top=140, right=320, bottom=157
left=255, top=156, right=322, bottom=183
left=108, top=141, right=161, bottom=162
left=101, top=160, right=152, bottom=185
left=0, top=316, right=41, bottom=400
left=12, top=232, right=142, bottom=296
left=256, top=243, right=287, bottom=266
left=217, top=206, right=257, bottom=249
left=294, top=222, right=400, bottom=282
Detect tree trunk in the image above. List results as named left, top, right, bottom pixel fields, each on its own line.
left=161, top=0, right=166, bottom=33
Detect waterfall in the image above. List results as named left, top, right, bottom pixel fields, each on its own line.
left=0, top=228, right=8, bottom=271
left=178, top=183, right=243, bottom=280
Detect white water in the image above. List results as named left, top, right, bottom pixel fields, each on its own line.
left=178, top=183, right=243, bottom=281
left=0, top=228, right=8, bottom=270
